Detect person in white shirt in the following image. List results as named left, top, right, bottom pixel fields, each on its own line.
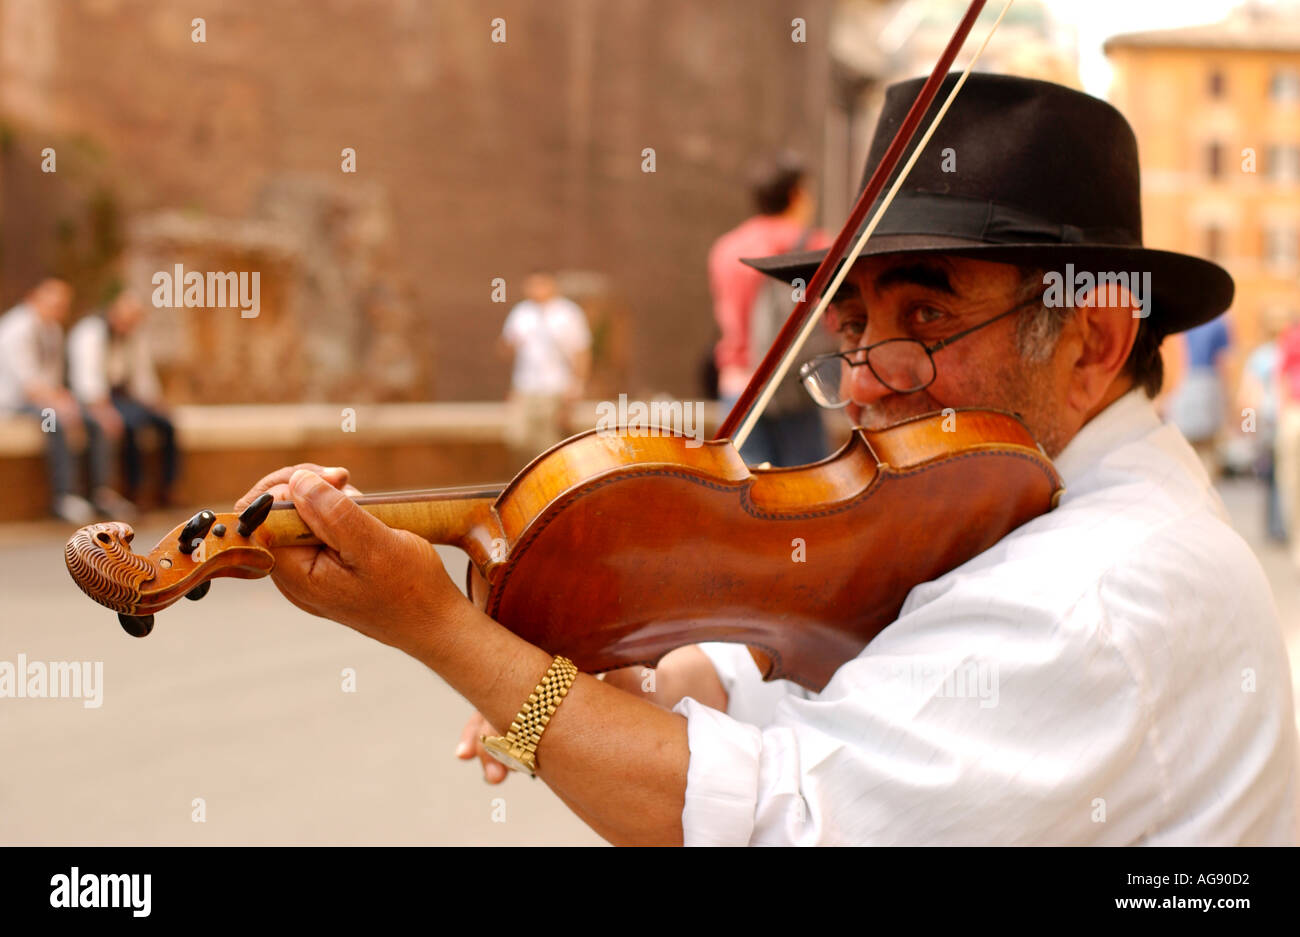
left=68, top=290, right=177, bottom=507
left=0, top=278, right=131, bottom=523
left=497, top=272, right=591, bottom=461
left=229, top=75, right=1296, bottom=845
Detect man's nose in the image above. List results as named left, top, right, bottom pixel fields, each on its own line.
left=845, top=356, right=892, bottom=407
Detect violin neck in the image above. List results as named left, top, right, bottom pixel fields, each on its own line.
left=262, top=486, right=503, bottom=553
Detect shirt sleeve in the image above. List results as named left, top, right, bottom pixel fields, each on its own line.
left=0, top=311, right=42, bottom=399
left=708, top=239, right=760, bottom=374
left=697, top=641, right=808, bottom=725
left=673, top=586, right=1157, bottom=846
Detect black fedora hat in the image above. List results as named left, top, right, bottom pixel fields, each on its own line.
left=742, top=73, right=1232, bottom=334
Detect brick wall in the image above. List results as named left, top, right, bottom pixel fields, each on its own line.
left=0, top=0, right=832, bottom=402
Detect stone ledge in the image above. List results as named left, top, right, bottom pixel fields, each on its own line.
left=0, top=399, right=727, bottom=456
left=0, top=402, right=512, bottom=456
left=0, top=399, right=730, bottom=521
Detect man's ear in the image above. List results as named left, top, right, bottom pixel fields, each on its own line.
left=1064, top=284, right=1141, bottom=417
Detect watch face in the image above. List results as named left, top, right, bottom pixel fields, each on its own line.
left=483, top=737, right=533, bottom=774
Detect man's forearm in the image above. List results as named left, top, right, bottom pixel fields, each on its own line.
left=407, top=597, right=690, bottom=846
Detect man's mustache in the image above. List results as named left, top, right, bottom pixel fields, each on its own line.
left=850, top=393, right=942, bottom=428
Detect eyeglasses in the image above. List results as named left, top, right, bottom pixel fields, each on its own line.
left=797, top=298, right=1039, bottom=409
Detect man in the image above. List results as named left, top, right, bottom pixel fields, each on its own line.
left=68, top=290, right=178, bottom=506
left=0, top=278, right=133, bottom=523
left=497, top=272, right=591, bottom=462
left=234, top=75, right=1296, bottom=845
left=709, top=152, right=833, bottom=466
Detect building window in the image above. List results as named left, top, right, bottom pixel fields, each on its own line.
left=1264, top=226, right=1298, bottom=270
left=1208, top=69, right=1226, bottom=98
left=1206, top=226, right=1224, bottom=260
left=1266, top=144, right=1300, bottom=182
left=1270, top=69, right=1300, bottom=102
left=1206, top=142, right=1224, bottom=178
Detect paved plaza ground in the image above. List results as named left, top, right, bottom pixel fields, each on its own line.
left=1, top=478, right=1297, bottom=845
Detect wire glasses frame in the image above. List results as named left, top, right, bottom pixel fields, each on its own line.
left=796, top=298, right=1040, bottom=409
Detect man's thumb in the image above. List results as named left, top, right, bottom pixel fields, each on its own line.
left=289, top=468, right=381, bottom=562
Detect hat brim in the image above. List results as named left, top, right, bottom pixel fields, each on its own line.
left=740, top=237, right=1232, bottom=334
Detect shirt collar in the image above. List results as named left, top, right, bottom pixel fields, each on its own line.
left=1051, top=387, right=1160, bottom=488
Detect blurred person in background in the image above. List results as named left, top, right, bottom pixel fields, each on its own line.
left=498, top=272, right=591, bottom=462
left=709, top=151, right=834, bottom=467
left=1237, top=311, right=1288, bottom=543
left=68, top=289, right=178, bottom=508
left=1166, top=313, right=1232, bottom=475
left=1274, top=315, right=1300, bottom=567
left=0, top=277, right=132, bottom=523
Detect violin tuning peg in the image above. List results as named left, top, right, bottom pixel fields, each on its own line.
left=237, top=493, right=274, bottom=537
left=117, top=613, right=155, bottom=637
left=185, top=581, right=212, bottom=602
left=178, top=510, right=216, bottom=554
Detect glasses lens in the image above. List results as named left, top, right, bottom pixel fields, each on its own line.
left=800, top=339, right=936, bottom=407
left=800, top=357, right=850, bottom=409
left=867, top=340, right=934, bottom=393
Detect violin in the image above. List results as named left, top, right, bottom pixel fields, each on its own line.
left=64, top=0, right=1052, bottom=692
left=66, top=410, right=1059, bottom=691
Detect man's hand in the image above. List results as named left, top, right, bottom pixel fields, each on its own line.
left=29, top=389, right=86, bottom=445
left=88, top=401, right=123, bottom=441
left=233, top=464, right=465, bottom=655
left=456, top=711, right=510, bottom=784
left=236, top=466, right=692, bottom=845
left=602, top=646, right=728, bottom=712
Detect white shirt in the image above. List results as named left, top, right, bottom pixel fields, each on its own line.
left=67, top=315, right=162, bottom=405
left=675, top=390, right=1299, bottom=845
left=0, top=303, right=63, bottom=412
left=502, top=298, right=591, bottom=396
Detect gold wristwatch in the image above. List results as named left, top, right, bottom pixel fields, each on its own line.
left=480, top=655, right=579, bottom=776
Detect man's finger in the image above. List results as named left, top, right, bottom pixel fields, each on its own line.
left=288, top=469, right=387, bottom=563
left=234, top=464, right=349, bottom=511
left=477, top=738, right=508, bottom=783
left=456, top=714, right=483, bottom=759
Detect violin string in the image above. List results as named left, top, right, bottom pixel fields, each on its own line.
left=732, top=0, right=1016, bottom=451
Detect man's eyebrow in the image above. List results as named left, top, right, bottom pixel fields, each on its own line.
left=875, top=263, right=956, bottom=296
left=828, top=281, right=860, bottom=303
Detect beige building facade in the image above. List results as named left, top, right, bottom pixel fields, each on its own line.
left=1107, top=10, right=1300, bottom=359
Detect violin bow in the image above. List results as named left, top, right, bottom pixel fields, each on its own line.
left=715, top=0, right=1016, bottom=448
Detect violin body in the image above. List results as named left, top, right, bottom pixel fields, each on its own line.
left=477, top=408, right=1060, bottom=690
left=66, top=408, right=1062, bottom=692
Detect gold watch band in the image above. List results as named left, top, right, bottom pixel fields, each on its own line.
left=482, top=655, right=579, bottom=775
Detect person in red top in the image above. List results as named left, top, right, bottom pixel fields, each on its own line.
left=708, top=152, right=833, bottom=466
left=1273, top=320, right=1300, bottom=566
